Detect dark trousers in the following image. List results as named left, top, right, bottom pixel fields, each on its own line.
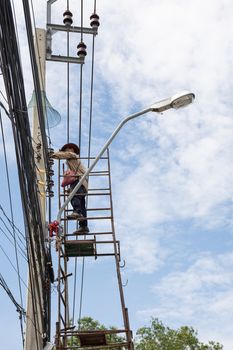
left=70, top=181, right=87, bottom=227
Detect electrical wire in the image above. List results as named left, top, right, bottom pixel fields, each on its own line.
left=70, top=0, right=85, bottom=324
left=0, top=273, right=26, bottom=315
left=0, top=243, right=47, bottom=341
left=67, top=0, right=70, bottom=143
left=78, top=0, right=84, bottom=150
left=0, top=205, right=26, bottom=244
left=72, top=0, right=86, bottom=325
left=30, top=0, right=51, bottom=137
left=0, top=225, right=27, bottom=261
left=0, top=272, right=25, bottom=346
left=0, top=107, right=25, bottom=324
left=87, top=31, right=96, bottom=167
left=22, top=0, right=50, bottom=170
left=0, top=90, right=8, bottom=104
left=21, top=2, right=53, bottom=343
left=0, top=243, right=28, bottom=290
left=76, top=0, right=97, bottom=327
left=0, top=1, right=49, bottom=347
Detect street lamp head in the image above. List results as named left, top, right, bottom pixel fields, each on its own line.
left=170, top=91, right=195, bottom=109
left=150, top=91, right=195, bottom=113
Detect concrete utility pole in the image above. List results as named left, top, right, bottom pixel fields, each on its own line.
left=24, top=28, right=47, bottom=350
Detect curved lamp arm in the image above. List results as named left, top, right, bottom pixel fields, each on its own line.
left=56, top=91, right=195, bottom=222
left=57, top=107, right=151, bottom=222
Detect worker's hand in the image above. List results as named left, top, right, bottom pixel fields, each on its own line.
left=51, top=151, right=78, bottom=160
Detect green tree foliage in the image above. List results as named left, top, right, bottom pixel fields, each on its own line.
left=135, top=318, right=223, bottom=350
left=67, top=317, right=223, bottom=350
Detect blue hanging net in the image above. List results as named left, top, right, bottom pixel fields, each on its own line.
left=28, top=90, right=61, bottom=129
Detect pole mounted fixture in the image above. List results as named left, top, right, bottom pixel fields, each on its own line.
left=55, top=91, right=195, bottom=223
left=150, top=91, right=195, bottom=112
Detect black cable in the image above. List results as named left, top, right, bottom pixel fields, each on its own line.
left=22, top=0, right=50, bottom=169
left=0, top=1, right=49, bottom=346
left=76, top=0, right=98, bottom=326
left=81, top=0, right=83, bottom=42
left=0, top=243, right=28, bottom=289
left=78, top=65, right=83, bottom=151
left=30, top=0, right=51, bottom=136
left=0, top=225, right=27, bottom=261
left=0, top=273, right=25, bottom=315
left=87, top=34, right=96, bottom=167
left=0, top=107, right=25, bottom=319
left=0, top=243, right=46, bottom=340
left=0, top=205, right=26, bottom=244
left=78, top=0, right=84, bottom=150
left=0, top=90, right=8, bottom=104
left=22, top=1, right=53, bottom=340
left=0, top=272, right=25, bottom=346
left=67, top=0, right=70, bottom=143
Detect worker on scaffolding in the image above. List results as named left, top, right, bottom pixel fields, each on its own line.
left=52, top=143, right=89, bottom=233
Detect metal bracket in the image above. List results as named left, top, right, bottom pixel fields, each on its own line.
left=47, top=23, right=97, bottom=36
left=46, top=54, right=85, bottom=64
left=46, top=0, right=98, bottom=64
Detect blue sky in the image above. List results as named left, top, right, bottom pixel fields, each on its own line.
left=0, top=0, right=233, bottom=348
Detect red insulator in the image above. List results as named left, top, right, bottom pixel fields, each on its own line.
left=77, top=42, right=87, bottom=57
left=63, top=10, right=73, bottom=26
left=90, top=13, right=100, bottom=29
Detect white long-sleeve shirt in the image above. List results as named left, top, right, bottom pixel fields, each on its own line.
left=52, top=151, right=88, bottom=191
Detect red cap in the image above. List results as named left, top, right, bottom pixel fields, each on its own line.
left=60, top=143, right=80, bottom=155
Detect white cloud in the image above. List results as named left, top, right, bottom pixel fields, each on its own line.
left=120, top=233, right=167, bottom=274
left=137, top=252, right=233, bottom=347
left=1, top=0, right=233, bottom=349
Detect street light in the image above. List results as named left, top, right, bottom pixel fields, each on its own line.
left=56, top=91, right=195, bottom=223
left=150, top=91, right=195, bottom=112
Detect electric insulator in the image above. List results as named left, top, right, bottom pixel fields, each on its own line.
left=48, top=169, right=54, bottom=177
left=48, top=180, right=54, bottom=187
left=36, top=142, right=42, bottom=150
left=48, top=147, right=54, bottom=154
left=48, top=151, right=54, bottom=160
left=90, top=13, right=100, bottom=29
left=63, top=10, right=73, bottom=26
left=49, top=159, right=54, bottom=166
left=77, top=42, right=87, bottom=58
left=48, top=190, right=54, bottom=197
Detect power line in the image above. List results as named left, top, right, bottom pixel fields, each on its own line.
left=76, top=0, right=98, bottom=326
left=0, top=205, right=26, bottom=244
left=0, top=106, right=25, bottom=320
left=0, top=225, right=27, bottom=261
left=78, top=0, right=84, bottom=150
left=0, top=1, right=49, bottom=346
left=29, top=0, right=51, bottom=136
left=0, top=243, right=27, bottom=289
left=0, top=272, right=25, bottom=346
